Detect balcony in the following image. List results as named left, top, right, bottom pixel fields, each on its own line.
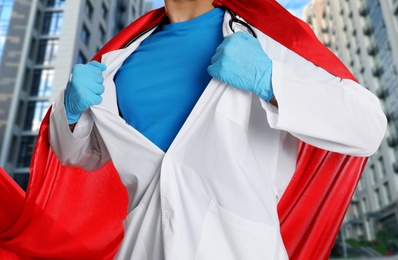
left=118, top=1, right=127, bottom=13
left=363, top=24, right=374, bottom=36
left=372, top=64, right=384, bottom=77
left=393, top=162, right=398, bottom=173
left=386, top=112, right=395, bottom=122
left=367, top=43, right=378, bottom=56
left=359, top=5, right=369, bottom=16
left=324, top=41, right=331, bottom=48
left=387, top=136, right=398, bottom=147
left=376, top=88, right=387, bottom=99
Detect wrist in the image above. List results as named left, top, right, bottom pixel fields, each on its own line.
left=254, top=64, right=274, bottom=102
left=64, top=106, right=81, bottom=124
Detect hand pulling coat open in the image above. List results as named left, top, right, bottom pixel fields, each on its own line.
left=0, top=1, right=385, bottom=259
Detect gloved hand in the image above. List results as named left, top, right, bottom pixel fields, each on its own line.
left=208, top=32, right=274, bottom=102
left=64, top=61, right=106, bottom=124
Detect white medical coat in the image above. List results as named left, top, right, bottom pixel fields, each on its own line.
left=49, top=12, right=387, bottom=260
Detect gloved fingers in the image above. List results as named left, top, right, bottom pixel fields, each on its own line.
left=210, top=36, right=238, bottom=64
left=208, top=57, right=223, bottom=79
left=221, top=32, right=255, bottom=47
left=87, top=60, right=107, bottom=71
left=88, top=82, right=105, bottom=95
left=226, top=32, right=268, bottom=58
left=211, top=32, right=258, bottom=64
left=72, top=62, right=105, bottom=83
left=71, top=73, right=104, bottom=86
left=72, top=63, right=105, bottom=75
left=75, top=81, right=104, bottom=97
left=210, top=47, right=224, bottom=64
left=211, top=37, right=235, bottom=61
left=85, top=92, right=103, bottom=106
left=87, top=61, right=107, bottom=83
left=72, top=90, right=103, bottom=111
left=207, top=57, right=236, bottom=83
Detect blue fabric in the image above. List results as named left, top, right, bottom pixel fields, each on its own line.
left=114, top=8, right=224, bottom=151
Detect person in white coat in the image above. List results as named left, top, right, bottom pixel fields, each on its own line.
left=49, top=0, right=387, bottom=259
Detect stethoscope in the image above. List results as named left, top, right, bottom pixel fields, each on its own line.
left=227, top=9, right=257, bottom=38
left=124, top=8, right=257, bottom=48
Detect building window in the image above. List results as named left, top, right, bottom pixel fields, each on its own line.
left=0, top=0, right=14, bottom=62
left=132, top=5, right=136, bottom=17
left=16, top=136, right=37, bottom=168
left=375, top=188, right=383, bottom=209
left=42, top=12, right=63, bottom=35
left=23, top=101, right=49, bottom=132
left=77, top=51, right=87, bottom=64
left=85, top=0, right=93, bottom=20
left=36, top=39, right=58, bottom=65
left=81, top=24, right=90, bottom=45
left=46, top=0, right=65, bottom=8
left=379, top=157, right=387, bottom=176
left=99, top=25, right=106, bottom=43
left=101, top=3, right=108, bottom=21
left=357, top=177, right=363, bottom=191
left=30, top=69, right=53, bottom=97
left=384, top=182, right=392, bottom=204
left=13, top=173, right=30, bottom=191
left=353, top=204, right=359, bottom=219
left=370, top=165, right=378, bottom=185
left=361, top=197, right=368, bottom=214
left=15, top=100, right=25, bottom=127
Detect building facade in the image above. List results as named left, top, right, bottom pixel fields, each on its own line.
left=0, top=0, right=14, bottom=63
left=0, top=0, right=145, bottom=189
left=304, top=0, right=398, bottom=242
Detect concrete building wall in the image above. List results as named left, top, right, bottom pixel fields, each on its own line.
left=0, top=0, right=145, bottom=189
left=304, top=0, right=398, bottom=242
left=0, top=0, right=37, bottom=173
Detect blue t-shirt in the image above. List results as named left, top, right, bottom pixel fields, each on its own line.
left=114, top=8, right=224, bottom=151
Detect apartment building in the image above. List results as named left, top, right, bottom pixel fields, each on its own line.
left=0, top=0, right=145, bottom=189
left=304, top=0, right=398, bottom=241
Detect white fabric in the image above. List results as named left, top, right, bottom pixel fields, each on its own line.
left=49, top=12, right=386, bottom=260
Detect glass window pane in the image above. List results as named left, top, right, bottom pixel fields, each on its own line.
left=17, top=136, right=37, bottom=168
left=41, top=12, right=63, bottom=35
left=81, top=24, right=90, bottom=45
left=13, top=173, right=30, bottom=191
left=36, top=39, right=58, bottom=65
left=47, top=0, right=65, bottom=8
left=24, top=101, right=49, bottom=132
left=30, top=69, right=53, bottom=97
left=0, top=0, right=14, bottom=63
left=101, top=3, right=108, bottom=20
left=99, top=25, right=106, bottom=43
left=85, top=1, right=93, bottom=20
left=77, top=51, right=87, bottom=64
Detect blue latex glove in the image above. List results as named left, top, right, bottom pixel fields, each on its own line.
left=208, top=32, right=274, bottom=102
left=64, top=61, right=106, bottom=124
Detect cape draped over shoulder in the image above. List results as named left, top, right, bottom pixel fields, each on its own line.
left=0, top=1, right=366, bottom=259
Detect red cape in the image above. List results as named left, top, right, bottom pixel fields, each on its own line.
left=0, top=1, right=366, bottom=259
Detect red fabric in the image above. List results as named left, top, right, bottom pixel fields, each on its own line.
left=0, top=168, right=24, bottom=232
left=91, top=8, right=167, bottom=62
left=0, top=2, right=367, bottom=259
left=279, top=144, right=366, bottom=259
left=213, top=0, right=357, bottom=82
left=0, top=111, right=128, bottom=259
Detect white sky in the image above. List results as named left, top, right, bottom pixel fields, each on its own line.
left=148, top=0, right=312, bottom=19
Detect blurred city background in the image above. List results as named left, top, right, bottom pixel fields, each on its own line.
left=0, top=0, right=397, bottom=258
